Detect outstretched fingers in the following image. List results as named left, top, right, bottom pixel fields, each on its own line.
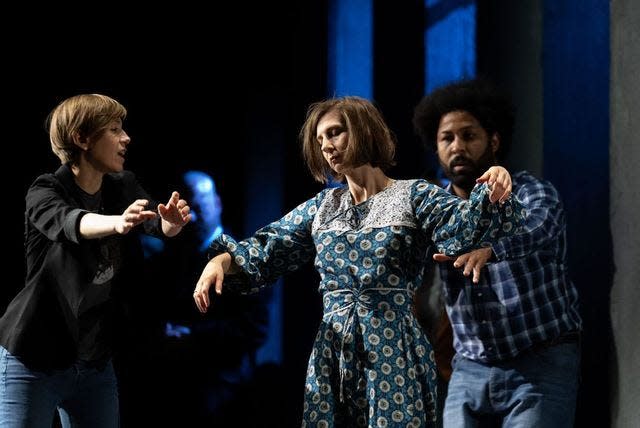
left=159, top=191, right=191, bottom=226
left=455, top=248, right=493, bottom=284
left=477, top=166, right=512, bottom=203
left=117, top=199, right=157, bottom=234
left=432, top=253, right=454, bottom=263
left=193, top=274, right=212, bottom=313
left=193, top=258, right=225, bottom=313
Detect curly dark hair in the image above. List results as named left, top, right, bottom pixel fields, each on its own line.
left=412, top=78, right=515, bottom=161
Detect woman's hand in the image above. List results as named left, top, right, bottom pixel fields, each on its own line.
left=115, top=199, right=157, bottom=235
left=193, top=252, right=232, bottom=313
left=159, top=191, right=191, bottom=236
left=476, top=166, right=512, bottom=203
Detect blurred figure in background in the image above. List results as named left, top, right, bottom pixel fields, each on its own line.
left=128, top=170, right=268, bottom=426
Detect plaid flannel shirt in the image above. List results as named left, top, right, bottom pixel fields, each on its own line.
left=440, top=171, right=582, bottom=362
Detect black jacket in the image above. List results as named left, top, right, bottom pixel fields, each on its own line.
left=0, top=164, right=162, bottom=371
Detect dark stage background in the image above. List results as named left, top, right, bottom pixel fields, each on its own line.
left=3, top=2, right=614, bottom=427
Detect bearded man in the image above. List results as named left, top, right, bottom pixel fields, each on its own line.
left=413, top=79, right=582, bottom=428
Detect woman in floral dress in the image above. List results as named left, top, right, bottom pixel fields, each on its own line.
left=193, top=96, right=523, bottom=427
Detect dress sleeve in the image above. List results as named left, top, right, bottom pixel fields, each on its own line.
left=410, top=179, right=524, bottom=256
left=208, top=190, right=326, bottom=293
left=26, top=175, right=88, bottom=244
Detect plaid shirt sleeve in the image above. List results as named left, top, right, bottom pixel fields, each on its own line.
left=492, top=172, right=565, bottom=261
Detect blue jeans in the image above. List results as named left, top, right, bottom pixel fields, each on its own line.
left=0, top=346, right=119, bottom=428
left=444, top=342, right=580, bottom=428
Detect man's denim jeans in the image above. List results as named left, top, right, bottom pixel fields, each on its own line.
left=444, top=342, right=580, bottom=428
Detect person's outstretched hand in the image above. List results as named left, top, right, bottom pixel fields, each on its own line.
left=115, top=199, right=157, bottom=235
left=476, top=166, right=512, bottom=203
left=433, top=247, right=493, bottom=284
left=193, top=252, right=232, bottom=313
left=158, top=191, right=192, bottom=227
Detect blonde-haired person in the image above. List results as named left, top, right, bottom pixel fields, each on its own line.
left=0, top=94, right=191, bottom=428
left=193, top=96, right=524, bottom=427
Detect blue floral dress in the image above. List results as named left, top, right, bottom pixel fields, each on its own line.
left=211, top=179, right=523, bottom=427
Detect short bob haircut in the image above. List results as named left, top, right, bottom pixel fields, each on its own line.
left=300, top=96, right=396, bottom=183
left=46, top=94, right=127, bottom=165
left=412, top=79, right=515, bottom=162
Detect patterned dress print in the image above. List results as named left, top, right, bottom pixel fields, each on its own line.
left=211, top=179, right=523, bottom=427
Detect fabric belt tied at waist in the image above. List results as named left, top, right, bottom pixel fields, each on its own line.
left=322, top=287, right=413, bottom=403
